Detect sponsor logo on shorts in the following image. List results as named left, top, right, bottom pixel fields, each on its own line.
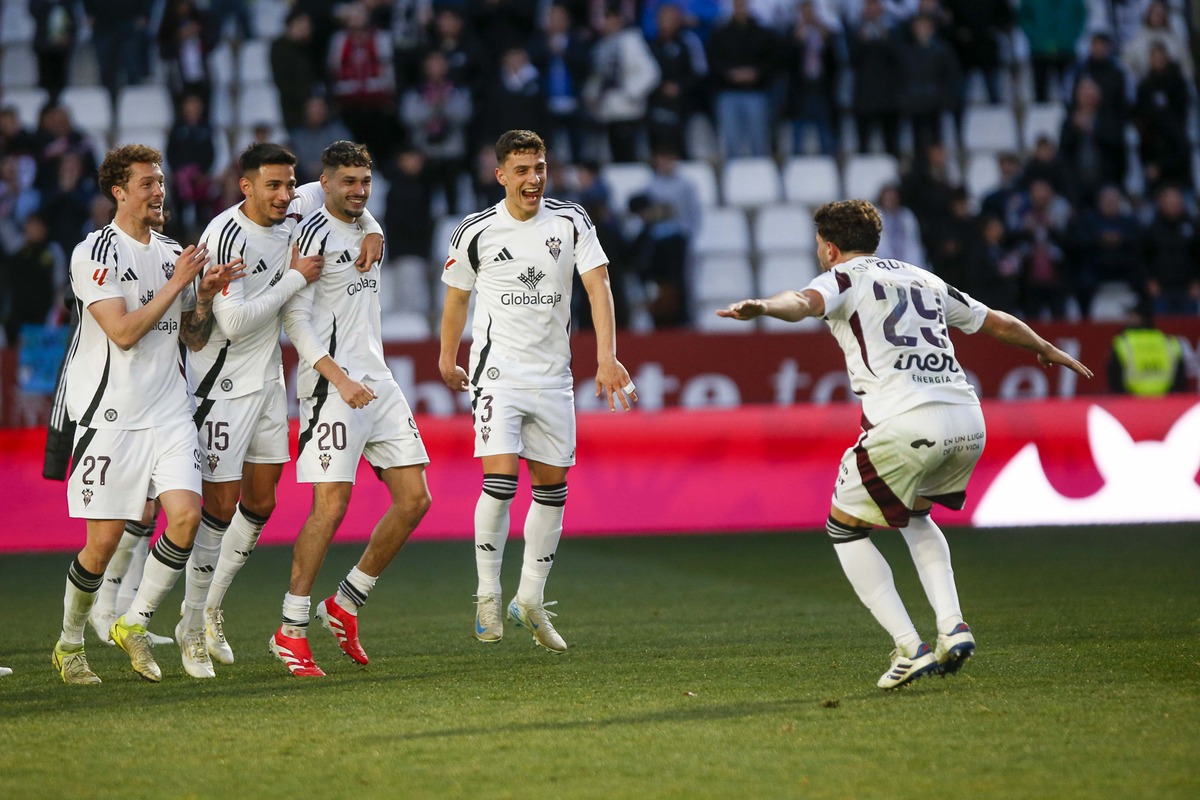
left=481, top=425, right=491, bottom=444
left=81, top=488, right=93, bottom=507
left=104, top=409, right=117, bottom=422
left=910, top=439, right=936, bottom=449
left=486, top=367, right=500, bottom=381
left=207, top=453, right=220, bottom=472
left=220, top=379, right=233, bottom=392
left=319, top=453, right=332, bottom=473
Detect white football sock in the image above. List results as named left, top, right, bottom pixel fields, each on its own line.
left=834, top=537, right=923, bottom=656
left=901, top=513, right=964, bottom=635
left=125, top=536, right=191, bottom=627
left=94, top=529, right=139, bottom=621
left=116, top=526, right=153, bottom=616
left=208, top=503, right=269, bottom=610
left=182, top=511, right=228, bottom=630
left=281, top=592, right=310, bottom=638
left=475, top=474, right=517, bottom=596
left=516, top=483, right=567, bottom=607
left=61, top=558, right=103, bottom=647
left=334, top=566, right=377, bottom=616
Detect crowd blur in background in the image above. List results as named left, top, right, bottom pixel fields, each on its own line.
left=0, top=0, right=1198, bottom=350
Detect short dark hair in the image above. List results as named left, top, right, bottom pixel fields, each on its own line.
left=495, top=129, right=545, bottom=165
left=239, top=142, right=296, bottom=175
left=813, top=200, right=882, bottom=254
left=98, top=144, right=162, bottom=203
left=321, top=140, right=372, bottom=173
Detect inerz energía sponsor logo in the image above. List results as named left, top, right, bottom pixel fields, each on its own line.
left=894, top=352, right=960, bottom=373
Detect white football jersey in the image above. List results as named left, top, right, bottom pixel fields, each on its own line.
left=66, top=224, right=195, bottom=429
left=283, top=206, right=392, bottom=399
left=442, top=197, right=606, bottom=389
left=187, top=184, right=325, bottom=401
left=806, top=255, right=989, bottom=424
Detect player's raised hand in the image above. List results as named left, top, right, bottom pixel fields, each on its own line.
left=289, top=243, right=323, bottom=284
left=356, top=232, right=384, bottom=273
left=171, top=242, right=211, bottom=287
left=716, top=299, right=766, bottom=321
left=596, top=359, right=637, bottom=412
left=198, top=256, right=246, bottom=300
left=1038, top=346, right=1094, bottom=379
left=337, top=378, right=377, bottom=410
left=440, top=362, right=469, bottom=393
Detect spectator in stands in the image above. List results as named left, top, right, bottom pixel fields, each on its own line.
left=30, top=0, right=78, bottom=103
left=926, top=186, right=978, bottom=289
left=1107, top=300, right=1187, bottom=395
left=165, top=94, right=217, bottom=238
left=572, top=192, right=631, bottom=331
left=289, top=97, right=353, bottom=183
left=530, top=3, right=594, bottom=163
left=1020, top=134, right=1069, bottom=199
left=382, top=147, right=433, bottom=263
left=0, top=107, right=37, bottom=158
left=1, top=213, right=64, bottom=346
left=584, top=3, right=661, bottom=162
left=1122, top=0, right=1193, bottom=82
left=0, top=156, right=40, bottom=253
left=481, top=47, right=546, bottom=150
left=157, top=0, right=217, bottom=113
left=328, top=2, right=400, bottom=161
left=900, top=142, right=956, bottom=261
left=470, top=143, right=506, bottom=208
left=781, top=1, right=841, bottom=157
left=707, top=0, right=776, bottom=159
left=898, top=13, right=961, bottom=154
left=943, top=0, right=1012, bottom=106
left=271, top=9, right=324, bottom=132
left=388, top=0, right=434, bottom=89
left=1142, top=184, right=1200, bottom=316
left=848, top=0, right=902, bottom=158
left=1067, top=184, right=1141, bottom=319
left=30, top=104, right=97, bottom=195
left=40, top=150, right=95, bottom=261
left=1018, top=0, right=1086, bottom=103
left=875, top=182, right=926, bottom=266
left=964, top=213, right=1021, bottom=314
left=980, top=151, right=1024, bottom=228
left=208, top=0, right=254, bottom=41
left=627, top=192, right=688, bottom=327
left=1065, top=30, right=1131, bottom=126
left=403, top=49, right=474, bottom=215
left=83, top=0, right=153, bottom=103
left=426, top=7, right=489, bottom=111
left=646, top=143, right=702, bottom=240
left=467, top=0, right=540, bottom=65
left=1058, top=76, right=1127, bottom=209
left=569, top=158, right=612, bottom=214
left=1010, top=177, right=1073, bottom=320
left=1133, top=43, right=1195, bottom=195
left=646, top=2, right=708, bottom=158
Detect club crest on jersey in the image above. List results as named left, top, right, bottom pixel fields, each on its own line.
left=518, top=266, right=545, bottom=291
left=480, top=425, right=491, bottom=444
left=220, top=379, right=233, bottom=392
left=161, top=260, right=175, bottom=279
left=319, top=453, right=332, bottom=473
left=545, top=237, right=562, bottom=260
left=81, top=488, right=93, bottom=507
left=207, top=453, right=220, bottom=472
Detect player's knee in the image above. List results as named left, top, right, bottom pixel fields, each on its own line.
left=394, top=487, right=432, bottom=523
left=170, top=503, right=204, bottom=535
left=826, top=515, right=871, bottom=544
left=241, top=495, right=276, bottom=520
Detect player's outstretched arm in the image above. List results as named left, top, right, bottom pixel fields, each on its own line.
left=438, top=286, right=471, bottom=392
left=581, top=266, right=636, bottom=411
left=717, top=289, right=825, bottom=323
left=979, top=309, right=1094, bottom=378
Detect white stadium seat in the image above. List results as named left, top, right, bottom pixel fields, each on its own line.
left=116, top=85, right=173, bottom=129
left=782, top=155, right=841, bottom=206
left=692, top=207, right=749, bottom=256
left=1, top=44, right=37, bottom=88
left=61, top=86, right=113, bottom=133
left=675, top=160, right=719, bottom=207
left=252, top=0, right=290, bottom=41
left=965, top=153, right=1002, bottom=206
left=962, top=106, right=1020, bottom=154
left=694, top=253, right=754, bottom=301
left=114, top=125, right=168, bottom=154
left=757, top=251, right=818, bottom=295
left=600, top=162, right=652, bottom=214
left=0, top=2, right=35, bottom=45
left=721, top=157, right=782, bottom=208
left=754, top=205, right=815, bottom=255
left=237, top=83, right=283, bottom=129
left=1021, top=102, right=1065, bottom=152
left=210, top=42, right=235, bottom=87
left=380, top=311, right=432, bottom=341
left=842, top=153, right=898, bottom=201
left=4, top=87, right=48, bottom=127
left=239, top=40, right=273, bottom=84
left=431, top=216, right=460, bottom=261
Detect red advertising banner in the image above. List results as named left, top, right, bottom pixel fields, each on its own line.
left=3, top=397, right=1197, bottom=553
left=2, top=319, right=1198, bottom=428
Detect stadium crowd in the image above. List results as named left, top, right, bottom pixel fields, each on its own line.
left=1, top=0, right=1199, bottom=348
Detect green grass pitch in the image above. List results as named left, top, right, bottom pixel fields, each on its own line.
left=1, top=525, right=1196, bottom=799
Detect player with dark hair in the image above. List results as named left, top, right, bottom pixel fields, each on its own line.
left=270, top=141, right=431, bottom=676
left=718, top=199, right=1092, bottom=689
left=439, top=129, right=636, bottom=653
left=52, top=144, right=241, bottom=684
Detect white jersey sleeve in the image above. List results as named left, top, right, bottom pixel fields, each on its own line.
left=282, top=281, right=329, bottom=369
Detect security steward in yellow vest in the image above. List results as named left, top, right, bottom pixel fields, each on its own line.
left=1107, top=310, right=1187, bottom=396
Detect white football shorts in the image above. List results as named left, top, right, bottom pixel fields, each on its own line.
left=194, top=376, right=290, bottom=482
left=296, top=378, right=428, bottom=484
left=831, top=402, right=986, bottom=528
left=67, top=418, right=201, bottom=520
left=471, top=385, right=576, bottom=467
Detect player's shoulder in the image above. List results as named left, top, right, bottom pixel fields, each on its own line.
left=449, top=202, right=501, bottom=250
left=541, top=196, right=594, bottom=230
left=294, top=206, right=332, bottom=250
left=150, top=230, right=184, bottom=255
left=74, top=225, right=123, bottom=267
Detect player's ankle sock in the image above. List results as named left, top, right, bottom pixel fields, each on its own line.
left=900, top=511, right=964, bottom=635
left=516, top=483, right=566, bottom=606
left=95, top=530, right=139, bottom=620
left=125, top=535, right=192, bottom=627
left=208, top=503, right=269, bottom=609
left=182, top=511, right=228, bottom=630
left=475, top=474, right=516, bottom=596
left=282, top=593, right=310, bottom=637
left=116, top=522, right=154, bottom=615
left=61, top=558, right=103, bottom=646
left=828, top=519, right=920, bottom=649
left=334, top=566, right=376, bottom=616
